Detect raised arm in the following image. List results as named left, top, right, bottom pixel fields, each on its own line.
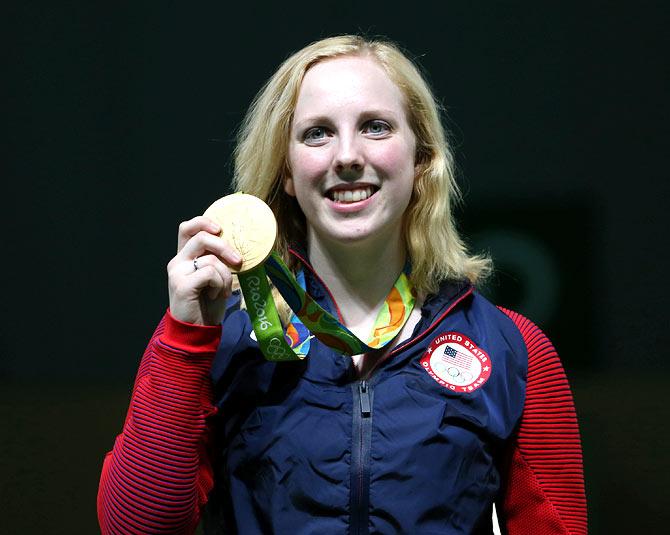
left=498, top=308, right=588, bottom=535
left=98, top=215, right=243, bottom=533
left=97, top=312, right=222, bottom=534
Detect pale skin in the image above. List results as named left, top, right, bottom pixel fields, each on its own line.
left=167, top=217, right=242, bottom=327
left=168, top=56, right=423, bottom=376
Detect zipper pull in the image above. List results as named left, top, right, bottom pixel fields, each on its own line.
left=359, top=380, right=371, bottom=417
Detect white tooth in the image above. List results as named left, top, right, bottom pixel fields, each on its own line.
left=331, top=187, right=375, bottom=203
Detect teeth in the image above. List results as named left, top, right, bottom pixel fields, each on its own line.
left=331, top=187, right=374, bottom=203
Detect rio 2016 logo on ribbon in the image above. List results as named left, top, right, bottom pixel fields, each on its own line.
left=246, top=275, right=272, bottom=331
left=246, top=274, right=291, bottom=359
left=420, top=332, right=492, bottom=393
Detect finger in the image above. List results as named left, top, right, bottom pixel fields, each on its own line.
left=168, top=257, right=228, bottom=300
left=177, top=216, right=221, bottom=252
left=177, top=231, right=243, bottom=268
left=171, top=263, right=226, bottom=301
left=190, top=265, right=231, bottom=301
left=171, top=253, right=229, bottom=279
left=194, top=256, right=235, bottom=300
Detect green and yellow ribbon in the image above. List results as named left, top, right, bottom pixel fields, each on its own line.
left=238, top=252, right=415, bottom=361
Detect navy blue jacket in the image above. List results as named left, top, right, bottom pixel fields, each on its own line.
left=202, top=266, right=528, bottom=534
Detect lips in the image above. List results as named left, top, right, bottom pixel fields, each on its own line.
left=326, top=185, right=378, bottom=204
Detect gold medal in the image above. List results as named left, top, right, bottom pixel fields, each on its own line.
left=203, top=193, right=277, bottom=273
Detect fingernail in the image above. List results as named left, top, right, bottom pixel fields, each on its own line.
left=231, top=251, right=243, bottom=263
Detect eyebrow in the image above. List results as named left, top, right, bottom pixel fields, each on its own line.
left=292, top=109, right=401, bottom=131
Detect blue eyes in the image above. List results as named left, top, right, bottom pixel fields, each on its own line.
left=303, top=120, right=392, bottom=145
left=364, top=120, right=391, bottom=135
left=304, top=127, right=328, bottom=143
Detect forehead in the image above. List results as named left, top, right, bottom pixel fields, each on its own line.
left=294, top=55, right=406, bottom=118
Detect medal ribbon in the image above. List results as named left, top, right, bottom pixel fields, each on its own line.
left=237, top=252, right=415, bottom=361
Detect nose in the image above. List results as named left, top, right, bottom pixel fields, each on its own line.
left=333, top=133, right=364, bottom=175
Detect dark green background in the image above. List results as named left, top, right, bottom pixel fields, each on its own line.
left=4, top=2, right=668, bottom=533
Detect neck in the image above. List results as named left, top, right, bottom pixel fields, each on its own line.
left=306, top=228, right=406, bottom=327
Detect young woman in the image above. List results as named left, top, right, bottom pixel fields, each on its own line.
left=98, top=35, right=587, bottom=534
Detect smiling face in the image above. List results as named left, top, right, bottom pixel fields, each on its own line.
left=285, top=55, right=417, bottom=250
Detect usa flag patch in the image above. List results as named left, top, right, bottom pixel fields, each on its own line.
left=420, top=332, right=492, bottom=393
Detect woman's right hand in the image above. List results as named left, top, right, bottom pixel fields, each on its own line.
left=167, top=216, right=243, bottom=326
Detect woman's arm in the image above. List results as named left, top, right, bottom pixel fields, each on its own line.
left=97, top=311, right=221, bottom=534
left=97, top=214, right=240, bottom=533
left=498, top=309, right=588, bottom=535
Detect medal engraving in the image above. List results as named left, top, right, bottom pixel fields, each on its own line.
left=203, top=193, right=277, bottom=273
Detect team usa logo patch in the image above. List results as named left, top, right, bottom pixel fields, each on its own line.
left=420, top=332, right=492, bottom=393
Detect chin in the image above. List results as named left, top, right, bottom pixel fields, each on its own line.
left=328, top=228, right=387, bottom=247
left=309, top=216, right=403, bottom=250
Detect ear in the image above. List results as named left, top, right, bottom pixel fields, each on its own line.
left=414, top=152, right=426, bottom=180
left=413, top=147, right=421, bottom=178
left=413, top=163, right=422, bottom=183
left=283, top=176, right=296, bottom=197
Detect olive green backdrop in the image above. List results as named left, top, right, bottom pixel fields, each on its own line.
left=4, top=1, right=669, bottom=533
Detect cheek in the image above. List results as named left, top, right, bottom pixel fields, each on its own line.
left=369, top=139, right=416, bottom=174
left=289, top=147, right=330, bottom=184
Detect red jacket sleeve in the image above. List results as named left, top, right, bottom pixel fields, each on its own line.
left=97, top=310, right=222, bottom=534
left=498, top=308, right=588, bottom=535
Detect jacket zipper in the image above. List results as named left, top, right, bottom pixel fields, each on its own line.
left=350, top=379, right=372, bottom=535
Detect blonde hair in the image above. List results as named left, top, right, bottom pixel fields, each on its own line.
left=234, top=35, right=490, bottom=298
